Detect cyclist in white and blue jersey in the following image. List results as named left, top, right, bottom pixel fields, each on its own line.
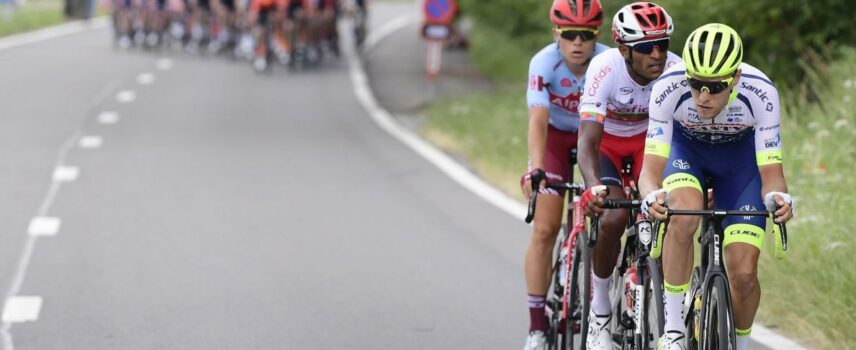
left=638, top=24, right=794, bottom=350
left=520, top=1, right=608, bottom=349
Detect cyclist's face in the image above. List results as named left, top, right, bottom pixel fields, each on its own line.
left=690, top=71, right=742, bottom=119
left=620, top=43, right=668, bottom=81
left=554, top=28, right=598, bottom=67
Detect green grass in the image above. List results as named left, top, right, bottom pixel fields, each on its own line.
left=423, top=39, right=856, bottom=350
left=0, top=0, right=65, bottom=37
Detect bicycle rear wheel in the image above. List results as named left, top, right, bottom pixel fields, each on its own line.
left=700, top=276, right=735, bottom=350
left=564, top=231, right=591, bottom=349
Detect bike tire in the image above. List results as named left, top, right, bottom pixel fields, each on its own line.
left=565, top=231, right=591, bottom=349
left=643, top=257, right=665, bottom=349
left=687, top=266, right=702, bottom=349
left=700, top=276, right=735, bottom=350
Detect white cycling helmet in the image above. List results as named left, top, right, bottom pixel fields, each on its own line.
left=611, top=2, right=674, bottom=44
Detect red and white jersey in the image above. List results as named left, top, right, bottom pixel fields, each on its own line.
left=578, top=48, right=681, bottom=137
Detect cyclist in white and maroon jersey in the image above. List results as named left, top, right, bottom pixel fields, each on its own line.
left=521, top=1, right=608, bottom=349
left=576, top=3, right=680, bottom=349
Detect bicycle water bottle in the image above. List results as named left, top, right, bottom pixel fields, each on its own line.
left=624, top=265, right=638, bottom=318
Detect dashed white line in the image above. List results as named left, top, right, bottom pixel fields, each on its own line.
left=116, top=90, right=136, bottom=103
left=156, top=58, right=174, bottom=70
left=79, top=136, right=103, bottom=149
left=52, top=166, right=79, bottom=182
left=137, top=72, right=155, bottom=85
left=97, top=111, right=120, bottom=124
left=26, top=217, right=61, bottom=237
left=1, top=297, right=42, bottom=323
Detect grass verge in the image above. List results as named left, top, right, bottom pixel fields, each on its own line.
left=0, top=0, right=65, bottom=37
left=422, top=36, right=856, bottom=349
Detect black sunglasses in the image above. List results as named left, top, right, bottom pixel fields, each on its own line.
left=686, top=75, right=735, bottom=95
left=628, top=38, right=670, bottom=54
left=558, top=28, right=598, bottom=42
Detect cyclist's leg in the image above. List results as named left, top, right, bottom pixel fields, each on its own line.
left=660, top=136, right=705, bottom=337
left=711, top=140, right=765, bottom=350
left=524, top=125, right=576, bottom=334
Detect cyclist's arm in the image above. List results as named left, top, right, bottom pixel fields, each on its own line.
left=639, top=76, right=677, bottom=218
left=527, top=107, right=550, bottom=172
left=578, top=54, right=612, bottom=189
left=753, top=79, right=791, bottom=220
left=525, top=56, right=553, bottom=173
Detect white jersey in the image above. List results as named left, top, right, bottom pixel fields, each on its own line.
left=579, top=48, right=681, bottom=137
left=645, top=62, right=783, bottom=165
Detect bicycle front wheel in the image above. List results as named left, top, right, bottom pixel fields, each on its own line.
left=564, top=231, right=591, bottom=349
left=700, top=276, right=736, bottom=350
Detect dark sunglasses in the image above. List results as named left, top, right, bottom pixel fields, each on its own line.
left=628, top=38, right=670, bottom=54
left=557, top=27, right=598, bottom=42
left=685, top=75, right=735, bottom=94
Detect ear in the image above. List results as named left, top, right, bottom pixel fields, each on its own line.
left=732, top=69, right=742, bottom=86
left=618, top=45, right=630, bottom=60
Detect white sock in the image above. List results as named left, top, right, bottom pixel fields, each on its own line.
left=736, top=328, right=751, bottom=350
left=591, top=272, right=612, bottom=316
left=663, top=290, right=686, bottom=333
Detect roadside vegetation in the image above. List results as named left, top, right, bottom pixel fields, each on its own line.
left=422, top=1, right=856, bottom=348
left=0, top=0, right=65, bottom=37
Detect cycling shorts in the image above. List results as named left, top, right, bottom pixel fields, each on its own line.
left=598, top=131, right=645, bottom=188
left=536, top=125, right=578, bottom=197
left=662, top=126, right=766, bottom=250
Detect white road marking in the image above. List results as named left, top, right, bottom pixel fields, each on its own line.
left=52, top=166, right=79, bottom=182
left=346, top=13, right=812, bottom=350
left=79, top=136, right=103, bottom=149
left=137, top=73, right=156, bottom=85
left=98, top=111, right=120, bottom=124
left=116, top=90, right=136, bottom=103
left=1, top=297, right=42, bottom=323
left=156, top=58, right=174, bottom=71
left=26, top=217, right=61, bottom=237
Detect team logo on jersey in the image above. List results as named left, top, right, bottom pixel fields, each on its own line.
left=646, top=127, right=665, bottom=138
left=727, top=117, right=743, bottom=123
left=654, top=81, right=688, bottom=106
left=530, top=75, right=546, bottom=91
left=549, top=91, right=581, bottom=113
left=672, top=159, right=690, bottom=170
left=759, top=124, right=780, bottom=132
left=561, top=78, right=573, bottom=88
left=764, top=134, right=781, bottom=148
left=587, top=66, right=612, bottom=96
left=766, top=102, right=774, bottom=112
left=620, top=87, right=633, bottom=95
left=739, top=204, right=758, bottom=220
left=729, top=106, right=743, bottom=113
left=740, top=82, right=771, bottom=103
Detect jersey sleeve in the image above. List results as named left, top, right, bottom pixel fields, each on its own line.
left=526, top=53, right=551, bottom=110
left=753, top=83, right=783, bottom=166
left=578, top=54, right=614, bottom=124
left=644, top=77, right=677, bottom=158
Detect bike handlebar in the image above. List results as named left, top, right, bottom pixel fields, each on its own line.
left=663, top=209, right=789, bottom=252
left=524, top=182, right=585, bottom=224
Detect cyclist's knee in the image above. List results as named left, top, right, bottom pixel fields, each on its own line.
left=728, top=268, right=758, bottom=296
left=599, top=208, right=628, bottom=238
left=666, top=215, right=699, bottom=245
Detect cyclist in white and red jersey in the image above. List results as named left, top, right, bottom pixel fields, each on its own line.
left=639, top=24, right=793, bottom=350
left=521, top=1, right=608, bottom=349
left=576, top=3, right=680, bottom=349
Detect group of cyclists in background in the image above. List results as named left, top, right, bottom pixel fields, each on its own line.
left=523, top=1, right=793, bottom=350
left=110, top=0, right=367, bottom=72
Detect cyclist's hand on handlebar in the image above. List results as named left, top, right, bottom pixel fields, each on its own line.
left=520, top=168, right=547, bottom=199
left=642, top=189, right=668, bottom=221
left=764, top=191, right=794, bottom=223
left=583, top=185, right=609, bottom=217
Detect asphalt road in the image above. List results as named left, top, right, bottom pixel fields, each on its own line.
left=0, top=2, right=790, bottom=350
